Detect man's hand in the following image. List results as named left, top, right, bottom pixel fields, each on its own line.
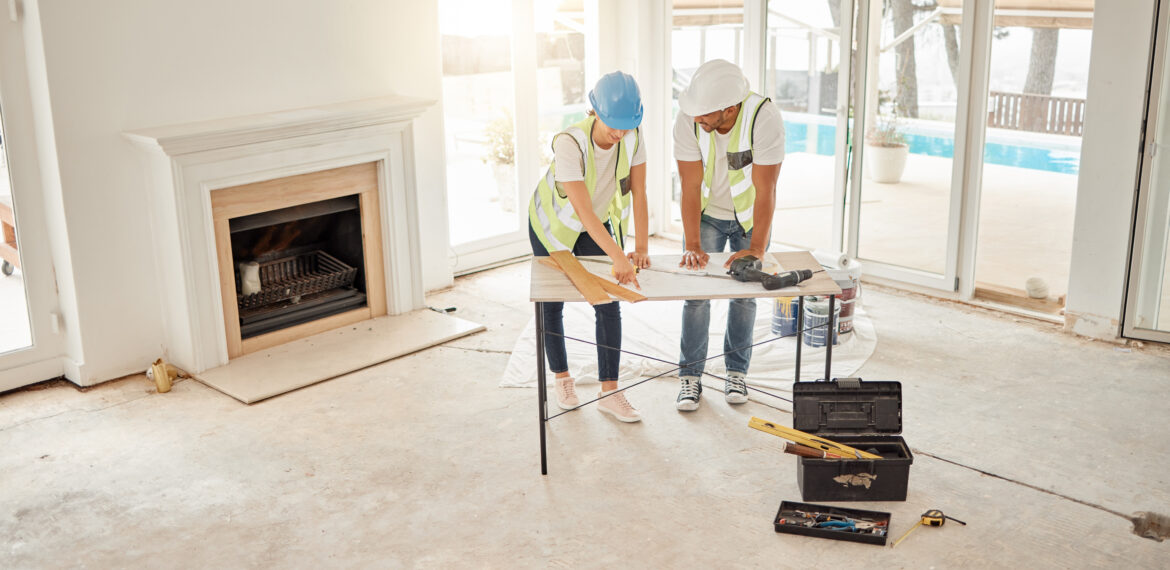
left=680, top=248, right=709, bottom=270
left=725, top=248, right=765, bottom=268
left=628, top=250, right=651, bottom=270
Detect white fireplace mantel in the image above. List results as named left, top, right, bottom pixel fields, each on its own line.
left=126, top=95, right=434, bottom=374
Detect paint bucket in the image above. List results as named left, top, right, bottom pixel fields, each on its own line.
left=771, top=297, right=799, bottom=336
left=827, top=263, right=863, bottom=336
left=802, top=296, right=841, bottom=348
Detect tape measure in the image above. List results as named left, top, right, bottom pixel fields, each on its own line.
left=892, top=509, right=967, bottom=548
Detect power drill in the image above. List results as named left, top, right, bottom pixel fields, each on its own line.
left=726, top=256, right=814, bottom=290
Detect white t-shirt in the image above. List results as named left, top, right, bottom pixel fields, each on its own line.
left=673, top=100, right=785, bottom=220
left=553, top=127, right=646, bottom=221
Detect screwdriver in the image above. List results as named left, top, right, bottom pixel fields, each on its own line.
left=891, top=509, right=966, bottom=548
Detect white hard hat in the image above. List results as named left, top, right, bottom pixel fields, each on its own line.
left=679, top=59, right=750, bottom=117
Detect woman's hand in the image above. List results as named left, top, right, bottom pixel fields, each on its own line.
left=611, top=256, right=641, bottom=289
left=627, top=250, right=651, bottom=270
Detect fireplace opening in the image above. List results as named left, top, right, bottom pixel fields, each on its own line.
left=229, top=195, right=368, bottom=339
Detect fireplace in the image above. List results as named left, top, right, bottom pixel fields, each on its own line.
left=126, top=96, right=433, bottom=374
left=231, top=197, right=366, bottom=339
left=210, top=162, right=387, bottom=358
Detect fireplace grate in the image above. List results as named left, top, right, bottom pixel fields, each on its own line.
left=237, top=250, right=357, bottom=310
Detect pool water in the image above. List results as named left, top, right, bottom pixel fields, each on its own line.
left=784, top=120, right=1081, bottom=175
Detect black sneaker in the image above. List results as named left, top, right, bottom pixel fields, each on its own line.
left=725, top=373, right=748, bottom=404
left=677, top=377, right=702, bottom=411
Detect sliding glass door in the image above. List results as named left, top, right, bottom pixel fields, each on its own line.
left=1125, top=0, right=1170, bottom=343
left=440, top=0, right=589, bottom=274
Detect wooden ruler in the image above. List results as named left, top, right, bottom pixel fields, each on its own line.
left=749, top=416, right=883, bottom=460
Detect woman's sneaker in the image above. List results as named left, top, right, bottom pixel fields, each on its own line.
left=597, top=389, right=641, bottom=422
left=676, top=377, right=702, bottom=411
left=555, top=377, right=579, bottom=410
left=725, top=373, right=749, bottom=404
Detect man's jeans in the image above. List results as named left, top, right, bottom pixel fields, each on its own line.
left=679, top=215, right=756, bottom=378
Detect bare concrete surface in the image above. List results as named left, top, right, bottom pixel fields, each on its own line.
left=2, top=258, right=1169, bottom=568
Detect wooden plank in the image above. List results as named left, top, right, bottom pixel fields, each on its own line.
left=358, top=188, right=387, bottom=317
left=213, top=217, right=244, bottom=358
left=974, top=282, right=1065, bottom=314
left=537, top=257, right=646, bottom=303
left=547, top=250, right=613, bottom=305
left=210, top=162, right=378, bottom=220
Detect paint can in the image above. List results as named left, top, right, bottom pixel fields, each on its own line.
left=771, top=297, right=799, bottom=336
left=802, top=296, right=841, bottom=348
left=827, top=262, right=862, bottom=336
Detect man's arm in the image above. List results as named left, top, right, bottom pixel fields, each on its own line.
left=725, top=162, right=782, bottom=267
left=677, top=160, right=709, bottom=270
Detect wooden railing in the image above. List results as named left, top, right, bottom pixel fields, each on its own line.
left=987, top=91, right=1086, bottom=136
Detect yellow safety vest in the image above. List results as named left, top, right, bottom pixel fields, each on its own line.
left=696, top=92, right=770, bottom=233
left=528, top=115, right=639, bottom=252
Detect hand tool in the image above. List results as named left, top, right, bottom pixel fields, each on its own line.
left=891, top=509, right=966, bottom=548
left=749, top=417, right=884, bottom=460
left=783, top=442, right=847, bottom=459
left=727, top=255, right=814, bottom=290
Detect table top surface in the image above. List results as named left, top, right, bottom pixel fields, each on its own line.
left=529, top=250, right=842, bottom=302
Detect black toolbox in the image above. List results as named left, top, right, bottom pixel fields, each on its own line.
left=774, top=500, right=892, bottom=546
left=793, top=377, right=913, bottom=501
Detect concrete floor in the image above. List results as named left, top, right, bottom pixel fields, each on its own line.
left=2, top=257, right=1170, bottom=568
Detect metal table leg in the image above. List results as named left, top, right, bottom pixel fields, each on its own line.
left=535, top=302, right=548, bottom=475
left=795, top=296, right=805, bottom=383
left=825, top=294, right=836, bottom=382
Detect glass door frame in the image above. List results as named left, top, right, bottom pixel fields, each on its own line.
left=0, top=9, right=67, bottom=390
left=845, top=0, right=989, bottom=293
left=1123, top=0, right=1170, bottom=343
left=446, top=0, right=597, bottom=275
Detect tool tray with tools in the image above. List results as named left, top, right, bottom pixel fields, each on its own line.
left=793, top=377, right=913, bottom=501
left=774, top=500, right=892, bottom=546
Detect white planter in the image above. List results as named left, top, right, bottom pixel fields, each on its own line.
left=865, top=143, right=909, bottom=184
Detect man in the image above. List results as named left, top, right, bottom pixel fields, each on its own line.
left=673, top=59, right=785, bottom=411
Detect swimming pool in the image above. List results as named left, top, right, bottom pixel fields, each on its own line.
left=784, top=117, right=1082, bottom=175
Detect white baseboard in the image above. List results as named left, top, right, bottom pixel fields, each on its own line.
left=0, top=357, right=66, bottom=394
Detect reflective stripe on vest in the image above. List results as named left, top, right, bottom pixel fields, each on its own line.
left=695, top=92, right=769, bottom=233
left=528, top=115, right=639, bottom=252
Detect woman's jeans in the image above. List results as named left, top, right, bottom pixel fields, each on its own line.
left=529, top=225, right=621, bottom=382
left=679, top=215, right=756, bottom=378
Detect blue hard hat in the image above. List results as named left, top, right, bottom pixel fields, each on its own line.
left=589, top=71, right=643, bottom=130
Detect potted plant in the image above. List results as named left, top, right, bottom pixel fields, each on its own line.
left=483, top=111, right=516, bottom=212
left=864, top=116, right=909, bottom=184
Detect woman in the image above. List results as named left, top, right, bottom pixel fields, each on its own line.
left=527, top=71, right=651, bottom=423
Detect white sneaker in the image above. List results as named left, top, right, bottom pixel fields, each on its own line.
left=554, top=377, right=579, bottom=410
left=725, top=373, right=749, bottom=404
left=597, top=389, right=641, bottom=423
left=676, top=377, right=702, bottom=411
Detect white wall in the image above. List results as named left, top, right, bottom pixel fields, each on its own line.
left=1065, top=0, right=1157, bottom=339
left=24, top=0, right=449, bottom=384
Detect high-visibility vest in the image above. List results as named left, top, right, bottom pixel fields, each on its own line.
left=528, top=115, right=639, bottom=252
left=695, top=92, right=771, bottom=233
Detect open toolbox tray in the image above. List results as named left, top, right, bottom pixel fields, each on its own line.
left=774, top=500, right=892, bottom=546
